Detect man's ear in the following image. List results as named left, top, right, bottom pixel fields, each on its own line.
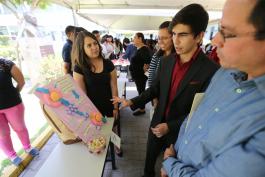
left=69, top=32, right=75, bottom=41
left=196, top=32, right=205, bottom=45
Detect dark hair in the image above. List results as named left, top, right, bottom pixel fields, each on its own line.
left=101, top=34, right=108, bottom=43
left=114, top=38, right=123, bottom=53
left=249, top=0, right=265, bottom=40
left=159, top=21, right=171, bottom=30
left=136, top=32, right=145, bottom=43
left=114, top=38, right=120, bottom=46
left=107, top=35, right=114, bottom=43
left=156, top=21, right=175, bottom=57
left=169, top=3, right=209, bottom=37
left=74, top=31, right=104, bottom=72
left=65, top=25, right=75, bottom=35
left=123, top=37, right=130, bottom=44
left=75, top=27, right=86, bottom=33
left=71, top=27, right=87, bottom=71
left=92, top=30, right=100, bottom=35
left=159, top=21, right=173, bottom=35
left=72, top=27, right=86, bottom=40
left=122, top=38, right=130, bottom=51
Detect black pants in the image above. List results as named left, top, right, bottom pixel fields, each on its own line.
left=134, top=76, right=147, bottom=109
left=143, top=129, right=170, bottom=177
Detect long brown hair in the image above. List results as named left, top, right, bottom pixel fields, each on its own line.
left=74, top=31, right=104, bottom=72
left=71, top=27, right=86, bottom=71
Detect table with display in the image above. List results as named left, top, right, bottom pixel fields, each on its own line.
left=34, top=118, right=114, bottom=177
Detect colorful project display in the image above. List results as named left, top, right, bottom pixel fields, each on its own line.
left=34, top=75, right=108, bottom=145
left=111, top=58, right=130, bottom=66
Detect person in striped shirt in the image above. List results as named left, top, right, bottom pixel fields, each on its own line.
left=148, top=21, right=175, bottom=88
left=148, top=21, right=175, bottom=108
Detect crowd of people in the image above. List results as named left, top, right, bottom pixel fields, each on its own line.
left=0, top=0, right=264, bottom=177
left=113, top=4, right=220, bottom=176
left=112, top=0, right=265, bottom=177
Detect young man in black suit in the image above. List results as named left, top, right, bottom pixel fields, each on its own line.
left=113, top=4, right=219, bottom=177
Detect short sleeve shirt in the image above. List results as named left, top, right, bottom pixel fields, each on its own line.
left=74, top=59, right=115, bottom=117
left=62, top=39, right=73, bottom=74
left=62, top=39, right=72, bottom=64
left=0, top=58, right=22, bottom=109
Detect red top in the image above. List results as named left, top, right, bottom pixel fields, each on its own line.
left=208, top=47, right=220, bottom=65
left=165, top=48, right=201, bottom=118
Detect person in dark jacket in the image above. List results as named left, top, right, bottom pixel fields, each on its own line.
left=129, top=32, right=152, bottom=116
left=113, top=4, right=219, bottom=177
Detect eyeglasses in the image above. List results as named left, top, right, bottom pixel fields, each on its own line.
left=218, top=23, right=265, bottom=42
left=158, top=36, right=172, bottom=41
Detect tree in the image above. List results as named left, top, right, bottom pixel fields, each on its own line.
left=0, top=0, right=50, bottom=68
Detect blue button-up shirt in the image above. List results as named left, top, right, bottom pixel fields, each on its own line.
left=163, top=68, right=265, bottom=177
left=122, top=44, right=137, bottom=62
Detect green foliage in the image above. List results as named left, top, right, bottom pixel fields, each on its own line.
left=14, top=0, right=20, bottom=4
left=0, top=46, right=16, bottom=60
left=0, top=36, right=9, bottom=46
left=37, top=0, right=50, bottom=9
left=0, top=159, right=11, bottom=176
left=5, top=0, right=50, bottom=9
left=39, top=55, right=64, bottom=84
left=0, top=123, right=48, bottom=175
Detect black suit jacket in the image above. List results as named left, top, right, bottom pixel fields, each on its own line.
left=131, top=51, right=219, bottom=144
left=129, top=46, right=151, bottom=79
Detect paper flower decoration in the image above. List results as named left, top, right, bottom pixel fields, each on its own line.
left=43, top=89, right=63, bottom=107
left=90, top=112, right=104, bottom=126
left=36, top=87, right=89, bottom=118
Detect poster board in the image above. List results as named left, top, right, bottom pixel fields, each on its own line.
left=34, top=75, right=108, bottom=144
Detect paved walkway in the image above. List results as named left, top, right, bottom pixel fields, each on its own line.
left=19, top=81, right=163, bottom=177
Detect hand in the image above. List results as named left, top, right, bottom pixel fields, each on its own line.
left=151, top=123, right=169, bottom=138
left=111, top=96, right=133, bottom=109
left=161, top=168, right=168, bottom=177
left=113, top=109, right=119, bottom=120
left=152, top=98, right=159, bottom=108
left=164, top=144, right=176, bottom=160
left=143, top=64, right=149, bottom=72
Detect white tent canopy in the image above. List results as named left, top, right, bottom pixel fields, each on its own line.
left=53, top=0, right=225, bottom=31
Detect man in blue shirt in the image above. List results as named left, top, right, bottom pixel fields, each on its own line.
left=122, top=40, right=137, bottom=62
left=122, top=39, right=137, bottom=81
left=162, top=0, right=265, bottom=176
left=62, top=25, right=75, bottom=75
